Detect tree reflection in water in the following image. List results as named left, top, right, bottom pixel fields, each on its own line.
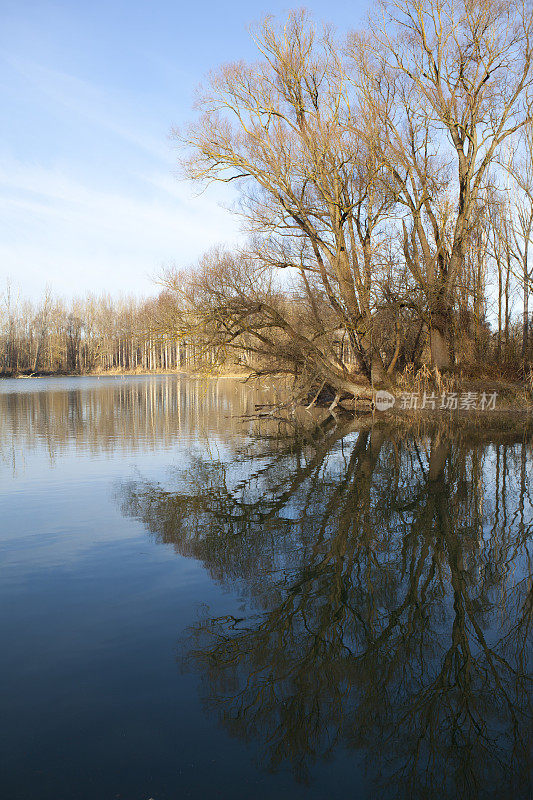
left=118, top=420, right=532, bottom=799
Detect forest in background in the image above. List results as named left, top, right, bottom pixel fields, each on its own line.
left=0, top=284, right=210, bottom=376
left=1, top=1, right=533, bottom=404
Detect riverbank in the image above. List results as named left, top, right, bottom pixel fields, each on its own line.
left=374, top=376, right=533, bottom=415
left=2, top=368, right=531, bottom=417
left=0, top=367, right=254, bottom=380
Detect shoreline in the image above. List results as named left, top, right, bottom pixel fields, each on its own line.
left=0, top=369, right=253, bottom=380
left=2, top=369, right=531, bottom=417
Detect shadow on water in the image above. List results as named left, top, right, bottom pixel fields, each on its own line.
left=118, top=418, right=533, bottom=800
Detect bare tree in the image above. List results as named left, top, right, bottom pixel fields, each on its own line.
left=31, top=286, right=53, bottom=373
left=506, top=122, right=533, bottom=368
left=352, top=0, right=533, bottom=368
left=175, top=12, right=399, bottom=400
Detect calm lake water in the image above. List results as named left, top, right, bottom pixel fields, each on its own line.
left=1, top=375, right=531, bottom=800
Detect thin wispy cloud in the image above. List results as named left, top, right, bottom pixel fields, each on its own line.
left=3, top=53, right=169, bottom=161
left=0, top=157, right=241, bottom=297
left=0, top=50, right=241, bottom=299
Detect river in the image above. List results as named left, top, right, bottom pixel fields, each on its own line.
left=1, top=375, right=531, bottom=799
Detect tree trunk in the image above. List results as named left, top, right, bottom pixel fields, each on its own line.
left=523, top=261, right=529, bottom=367
left=430, top=327, right=451, bottom=369
left=370, top=354, right=387, bottom=387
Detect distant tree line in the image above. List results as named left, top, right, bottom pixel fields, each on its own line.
left=0, top=284, right=209, bottom=376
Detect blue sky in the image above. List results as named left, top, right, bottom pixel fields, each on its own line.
left=0, top=0, right=367, bottom=300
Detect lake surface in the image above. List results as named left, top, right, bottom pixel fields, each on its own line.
left=1, top=375, right=531, bottom=800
